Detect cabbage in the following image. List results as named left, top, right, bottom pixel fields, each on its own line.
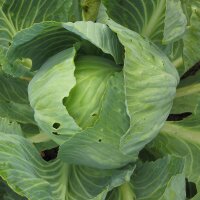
left=0, top=0, right=199, bottom=199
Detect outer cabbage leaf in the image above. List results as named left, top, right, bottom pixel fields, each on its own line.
left=101, top=0, right=200, bottom=77
left=28, top=48, right=80, bottom=144
left=106, top=156, right=185, bottom=200
left=0, top=0, right=81, bottom=51
left=7, top=21, right=123, bottom=72
left=62, top=21, right=123, bottom=64
left=163, top=0, right=187, bottom=44
left=167, top=40, right=184, bottom=71
left=169, top=1, right=200, bottom=76
left=0, top=133, right=134, bottom=200
left=0, top=71, right=34, bottom=124
left=0, top=0, right=82, bottom=77
left=147, top=71, right=200, bottom=199
left=102, top=0, right=187, bottom=45
left=182, top=3, right=200, bottom=74
left=96, top=3, right=109, bottom=23
left=107, top=21, right=179, bottom=156
left=132, top=156, right=185, bottom=200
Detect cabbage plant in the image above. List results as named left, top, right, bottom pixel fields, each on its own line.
left=0, top=0, right=199, bottom=199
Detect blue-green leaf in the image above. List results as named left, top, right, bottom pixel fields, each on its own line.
left=107, top=21, right=179, bottom=156
left=28, top=48, right=80, bottom=144
left=107, top=156, right=185, bottom=200
left=0, top=0, right=82, bottom=77
left=0, top=71, right=34, bottom=124
left=102, top=0, right=186, bottom=45
left=147, top=71, right=200, bottom=199
left=0, top=133, right=134, bottom=200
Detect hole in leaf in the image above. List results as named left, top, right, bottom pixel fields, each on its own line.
left=41, top=147, right=59, bottom=161
left=98, top=139, right=102, bottom=142
left=167, top=112, right=192, bottom=121
left=92, top=113, right=97, bottom=117
left=52, top=132, right=58, bottom=135
left=8, top=42, right=11, bottom=46
left=181, top=62, right=200, bottom=80
left=185, top=178, right=197, bottom=199
left=53, top=122, right=60, bottom=129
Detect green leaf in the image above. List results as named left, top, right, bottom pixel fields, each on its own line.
left=170, top=1, right=200, bottom=76
left=163, top=0, right=187, bottom=44
left=62, top=21, right=123, bottom=64
left=101, top=0, right=188, bottom=77
left=0, top=71, right=35, bottom=124
left=107, top=21, right=179, bottom=156
left=7, top=21, right=81, bottom=71
left=171, top=71, right=200, bottom=114
left=0, top=0, right=81, bottom=51
left=102, top=0, right=186, bottom=45
left=28, top=48, right=80, bottom=144
left=147, top=71, right=200, bottom=199
left=183, top=5, right=200, bottom=73
left=0, top=133, right=134, bottom=200
left=0, top=0, right=82, bottom=76
left=167, top=40, right=184, bottom=71
left=107, top=156, right=185, bottom=200
left=96, top=3, right=109, bottom=23
left=7, top=21, right=123, bottom=73
left=148, top=123, right=200, bottom=199
left=132, top=156, right=185, bottom=200
left=68, top=164, right=135, bottom=200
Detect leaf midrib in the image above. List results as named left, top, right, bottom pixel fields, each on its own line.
left=176, top=83, right=200, bottom=98
left=141, top=0, right=165, bottom=38
left=161, top=122, right=200, bottom=145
